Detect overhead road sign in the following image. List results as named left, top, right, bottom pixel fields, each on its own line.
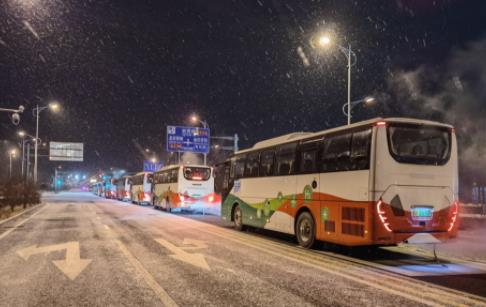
left=144, top=161, right=164, bottom=172
left=49, top=142, right=84, bottom=162
left=167, top=126, right=210, bottom=154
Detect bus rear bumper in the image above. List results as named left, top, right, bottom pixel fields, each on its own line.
left=376, top=231, right=454, bottom=245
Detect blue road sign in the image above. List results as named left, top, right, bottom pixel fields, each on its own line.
left=144, top=161, right=164, bottom=172
left=166, top=126, right=210, bottom=153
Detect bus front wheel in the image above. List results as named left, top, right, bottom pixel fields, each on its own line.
left=296, top=212, right=316, bottom=248
left=233, top=204, right=244, bottom=231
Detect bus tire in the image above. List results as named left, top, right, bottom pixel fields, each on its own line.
left=296, top=211, right=316, bottom=248
left=233, top=204, right=244, bottom=231
left=152, top=196, right=158, bottom=209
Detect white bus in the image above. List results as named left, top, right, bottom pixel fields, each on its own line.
left=130, top=172, right=154, bottom=205
left=217, top=118, right=459, bottom=248
left=116, top=175, right=132, bottom=201
left=152, top=165, right=216, bottom=212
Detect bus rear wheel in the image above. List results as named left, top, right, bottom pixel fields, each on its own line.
left=296, top=212, right=315, bottom=248
left=233, top=204, right=244, bottom=231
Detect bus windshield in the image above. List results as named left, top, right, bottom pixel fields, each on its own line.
left=387, top=124, right=451, bottom=165
left=183, top=167, right=211, bottom=181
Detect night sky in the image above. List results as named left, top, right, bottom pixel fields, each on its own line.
left=1, top=0, right=486, bottom=184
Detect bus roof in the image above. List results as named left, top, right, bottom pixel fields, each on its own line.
left=154, top=164, right=212, bottom=173
left=133, top=171, right=153, bottom=177
left=236, top=117, right=453, bottom=155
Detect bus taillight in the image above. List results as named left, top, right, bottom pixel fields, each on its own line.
left=448, top=201, right=459, bottom=232
left=377, top=200, right=392, bottom=232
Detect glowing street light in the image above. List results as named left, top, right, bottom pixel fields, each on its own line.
left=312, top=33, right=357, bottom=125
left=150, top=157, right=157, bottom=163
left=318, top=35, right=331, bottom=47
left=33, top=101, right=61, bottom=183
left=49, top=102, right=60, bottom=112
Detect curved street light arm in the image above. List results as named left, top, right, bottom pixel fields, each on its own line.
left=336, top=44, right=357, bottom=67
left=32, top=105, right=49, bottom=117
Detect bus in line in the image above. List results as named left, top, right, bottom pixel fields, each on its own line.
left=152, top=165, right=216, bottom=212
left=216, top=118, right=459, bottom=248
left=130, top=172, right=153, bottom=205
left=105, top=178, right=117, bottom=199
left=116, top=175, right=132, bottom=201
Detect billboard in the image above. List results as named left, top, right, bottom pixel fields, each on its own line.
left=49, top=142, right=84, bottom=162
left=166, top=126, right=210, bottom=154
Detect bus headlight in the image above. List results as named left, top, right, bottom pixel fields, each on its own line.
left=377, top=200, right=392, bottom=232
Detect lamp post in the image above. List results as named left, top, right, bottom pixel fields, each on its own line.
left=341, top=96, right=376, bottom=123
left=190, top=114, right=209, bottom=165
left=32, top=101, right=60, bottom=183
left=9, top=149, right=17, bottom=179
left=314, top=34, right=357, bottom=125
left=18, top=130, right=38, bottom=179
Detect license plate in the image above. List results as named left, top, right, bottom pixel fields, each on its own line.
left=411, top=207, right=433, bottom=219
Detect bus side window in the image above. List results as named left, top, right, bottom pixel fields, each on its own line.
left=244, top=152, right=260, bottom=177
left=276, top=143, right=297, bottom=176
left=299, top=148, right=318, bottom=173
left=234, top=155, right=246, bottom=179
left=259, top=149, right=275, bottom=177
left=321, top=133, right=352, bottom=172
left=171, top=169, right=178, bottom=183
left=351, top=129, right=371, bottom=170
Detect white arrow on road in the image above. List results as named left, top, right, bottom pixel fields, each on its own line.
left=17, top=241, right=92, bottom=280
left=155, top=238, right=210, bottom=271
left=180, top=238, right=207, bottom=250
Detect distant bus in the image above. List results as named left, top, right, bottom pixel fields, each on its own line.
left=130, top=172, right=153, bottom=205
left=217, top=118, right=459, bottom=248
left=105, top=179, right=117, bottom=199
left=91, top=182, right=104, bottom=197
left=152, top=165, right=216, bottom=212
left=116, top=176, right=132, bottom=201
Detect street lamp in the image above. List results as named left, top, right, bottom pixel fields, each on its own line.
left=9, top=149, right=17, bottom=179
left=17, top=130, right=38, bottom=179
left=313, top=33, right=357, bottom=125
left=341, top=96, right=376, bottom=120
left=190, top=114, right=209, bottom=165
left=32, top=101, right=60, bottom=183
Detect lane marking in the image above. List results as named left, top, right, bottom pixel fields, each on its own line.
left=115, top=240, right=178, bottom=307
left=17, top=241, right=92, bottom=280
left=0, top=204, right=49, bottom=241
left=0, top=204, right=44, bottom=226
left=154, top=238, right=210, bottom=271
left=104, top=225, right=110, bottom=230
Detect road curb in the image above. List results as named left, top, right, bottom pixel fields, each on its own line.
left=0, top=203, right=44, bottom=226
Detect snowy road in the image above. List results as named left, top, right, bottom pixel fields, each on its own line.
left=0, top=192, right=485, bottom=306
